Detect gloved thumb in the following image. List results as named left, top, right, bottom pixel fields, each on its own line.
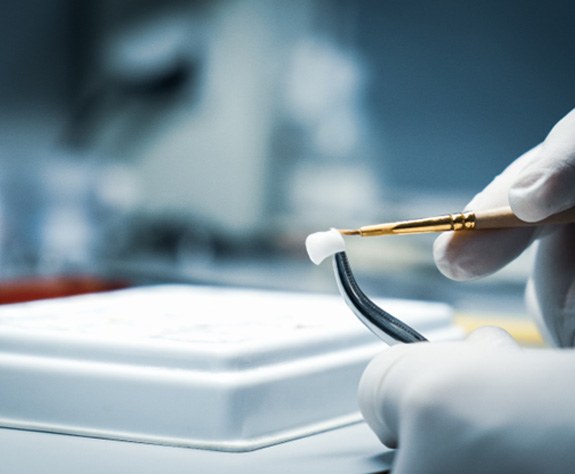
left=509, top=108, right=575, bottom=222
left=357, top=327, right=518, bottom=448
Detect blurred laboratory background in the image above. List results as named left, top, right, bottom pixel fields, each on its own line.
left=1, top=0, right=575, bottom=314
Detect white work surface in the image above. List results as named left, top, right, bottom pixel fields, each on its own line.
left=0, top=421, right=393, bottom=474
left=0, top=284, right=458, bottom=472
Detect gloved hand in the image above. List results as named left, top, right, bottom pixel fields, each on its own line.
left=358, top=327, right=575, bottom=474
left=433, top=107, right=575, bottom=346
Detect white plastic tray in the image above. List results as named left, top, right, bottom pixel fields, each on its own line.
left=0, top=285, right=461, bottom=451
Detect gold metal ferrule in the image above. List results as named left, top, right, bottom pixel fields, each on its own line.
left=346, top=211, right=477, bottom=237
left=339, top=205, right=575, bottom=237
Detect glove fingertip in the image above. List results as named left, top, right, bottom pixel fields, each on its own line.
left=508, top=180, right=556, bottom=222
left=433, top=234, right=481, bottom=281
left=465, top=326, right=520, bottom=350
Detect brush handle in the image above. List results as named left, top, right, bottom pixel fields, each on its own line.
left=474, top=206, right=575, bottom=229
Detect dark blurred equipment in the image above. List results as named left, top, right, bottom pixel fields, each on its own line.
left=1, top=0, right=575, bottom=304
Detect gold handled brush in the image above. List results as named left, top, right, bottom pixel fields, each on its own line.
left=338, top=205, right=575, bottom=237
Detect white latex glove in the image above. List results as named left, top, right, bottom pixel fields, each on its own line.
left=433, top=107, right=575, bottom=346
left=358, top=327, right=575, bottom=474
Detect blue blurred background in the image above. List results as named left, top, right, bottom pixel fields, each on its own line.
left=1, top=0, right=574, bottom=312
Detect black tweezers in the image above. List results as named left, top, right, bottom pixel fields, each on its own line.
left=333, top=252, right=427, bottom=345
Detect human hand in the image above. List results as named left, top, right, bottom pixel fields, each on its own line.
left=433, top=108, right=575, bottom=346
left=358, top=327, right=575, bottom=474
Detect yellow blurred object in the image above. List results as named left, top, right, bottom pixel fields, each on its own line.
left=454, top=314, right=545, bottom=347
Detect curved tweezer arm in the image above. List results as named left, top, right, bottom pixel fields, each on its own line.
left=333, top=252, right=428, bottom=345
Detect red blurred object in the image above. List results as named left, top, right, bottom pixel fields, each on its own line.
left=0, top=276, right=131, bottom=305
